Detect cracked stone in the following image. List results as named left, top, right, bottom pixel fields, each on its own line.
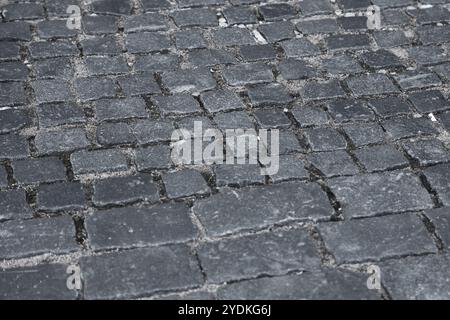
left=402, top=138, right=450, bottom=166
left=423, top=163, right=450, bottom=206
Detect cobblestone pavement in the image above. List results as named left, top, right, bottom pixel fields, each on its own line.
left=1, top=0, right=450, bottom=300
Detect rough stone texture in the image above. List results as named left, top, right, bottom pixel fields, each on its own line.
left=0, top=217, right=78, bottom=260
left=80, top=245, right=203, bottom=299
left=1, top=0, right=449, bottom=300
left=217, top=269, right=380, bottom=300
left=198, top=229, right=321, bottom=283
left=319, top=214, right=437, bottom=264
left=328, top=171, right=434, bottom=218
left=86, top=203, right=197, bottom=250
left=193, top=182, right=333, bottom=237
left=0, top=264, right=78, bottom=300
left=380, top=254, right=450, bottom=300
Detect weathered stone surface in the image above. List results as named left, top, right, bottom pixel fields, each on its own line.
left=328, top=171, right=434, bottom=218
left=70, top=149, right=129, bottom=175
left=163, top=169, right=210, bottom=199
left=423, top=163, right=450, bottom=206
left=86, top=203, right=197, bottom=250
left=318, top=214, right=436, bottom=263
left=80, top=245, right=203, bottom=299
left=199, top=229, right=320, bottom=283
left=0, top=264, right=78, bottom=300
left=0, top=189, right=32, bottom=220
left=380, top=253, right=450, bottom=300
left=217, top=269, right=380, bottom=300
left=0, top=217, right=79, bottom=259
left=193, top=182, right=334, bottom=237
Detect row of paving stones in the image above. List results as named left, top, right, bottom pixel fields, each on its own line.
left=1, top=0, right=450, bottom=300
left=1, top=210, right=450, bottom=299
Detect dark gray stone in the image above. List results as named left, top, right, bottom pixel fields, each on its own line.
left=278, top=59, right=317, bottom=80
left=304, top=127, right=347, bottom=152
left=0, top=22, right=32, bottom=41
left=325, top=34, right=371, bottom=50
left=253, top=109, right=291, bottom=129
left=239, top=44, right=277, bottom=62
left=35, top=128, right=90, bottom=155
left=270, top=154, right=309, bottom=182
left=0, top=82, right=26, bottom=107
left=368, top=97, right=412, bottom=118
left=135, top=145, right=172, bottom=171
left=354, top=144, right=409, bottom=173
left=32, top=80, right=73, bottom=104
left=359, top=50, right=404, bottom=69
left=327, top=99, right=375, bottom=123
left=423, top=163, right=450, bottom=206
left=308, top=150, right=360, bottom=178
left=199, top=229, right=320, bottom=283
left=34, top=57, right=74, bottom=80
left=258, top=3, right=297, bottom=21
left=328, top=171, right=434, bottom=218
left=162, top=68, right=216, bottom=93
left=187, top=49, right=236, bottom=67
left=347, top=74, right=399, bottom=97
left=214, top=164, right=264, bottom=187
left=0, top=108, right=29, bottom=134
left=0, top=166, right=7, bottom=189
left=292, top=105, right=330, bottom=127
left=0, top=264, right=77, bottom=300
left=36, top=182, right=85, bottom=212
left=280, top=38, right=320, bottom=58
left=93, top=174, right=159, bottom=206
left=210, top=28, right=255, bottom=47
left=86, top=203, right=197, bottom=250
left=0, top=217, right=78, bottom=260
left=80, top=245, right=203, bottom=299
left=70, top=149, right=129, bottom=175
left=297, top=19, right=339, bottom=35
left=85, top=56, right=128, bottom=76
left=258, top=21, right=295, bottom=43
left=37, top=103, right=85, bottom=128
left=408, top=90, right=450, bottom=113
left=380, top=253, right=450, bottom=300
left=124, top=13, right=168, bottom=33
left=301, top=80, right=347, bottom=102
left=343, top=122, right=385, bottom=146
left=95, top=98, right=148, bottom=122
left=217, top=269, right=380, bottom=300
left=223, top=63, right=274, bottom=86
left=0, top=189, right=32, bottom=221
left=12, top=157, right=66, bottom=185
left=0, top=134, right=29, bottom=160
left=424, top=208, right=450, bottom=249
left=91, top=0, right=133, bottom=15
left=175, top=30, right=207, bottom=50
left=214, top=111, right=254, bottom=130
left=223, top=6, right=257, bottom=25
left=132, top=119, right=174, bottom=144
left=163, top=169, right=210, bottom=199
left=382, top=117, right=438, bottom=140
left=402, top=138, right=450, bottom=166
left=81, top=36, right=121, bottom=55
left=171, top=8, right=217, bottom=27
left=29, top=40, right=78, bottom=59
left=247, top=83, right=293, bottom=106
left=134, top=53, right=179, bottom=72
left=36, top=20, right=78, bottom=39
left=319, top=214, right=436, bottom=264
left=126, top=32, right=172, bottom=54
left=0, top=61, right=28, bottom=81
left=97, top=122, right=135, bottom=146
left=395, top=69, right=442, bottom=91
left=83, top=15, right=118, bottom=35
left=193, top=182, right=334, bottom=237
left=118, top=73, right=160, bottom=96
left=75, top=77, right=116, bottom=101
left=200, top=90, right=244, bottom=113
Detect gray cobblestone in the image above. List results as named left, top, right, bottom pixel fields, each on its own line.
left=0, top=189, right=32, bottom=221
left=80, top=245, right=203, bottom=299
left=70, top=149, right=129, bottom=175
left=86, top=203, right=197, bottom=250
left=318, top=214, right=436, bottom=264
left=0, top=216, right=78, bottom=260
left=194, top=182, right=333, bottom=237
left=35, top=128, right=90, bottom=155
left=12, top=157, right=66, bottom=185
left=199, top=229, right=320, bottom=283
left=36, top=182, right=85, bottom=212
